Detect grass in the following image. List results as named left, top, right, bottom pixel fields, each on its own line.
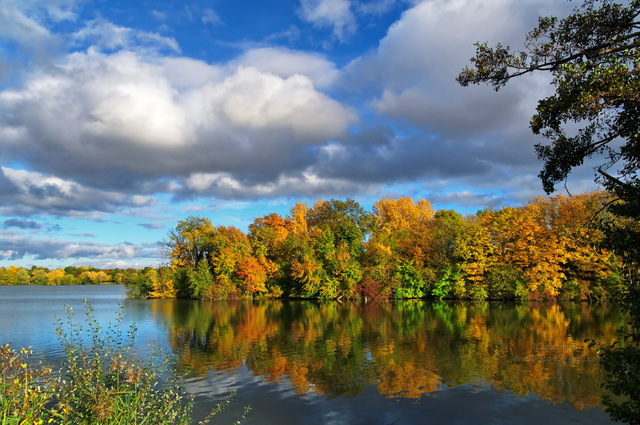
left=1, top=303, right=249, bottom=425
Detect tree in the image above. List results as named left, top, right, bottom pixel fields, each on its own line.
left=30, top=268, right=49, bottom=286
left=457, top=0, right=640, bottom=200
left=166, top=217, right=214, bottom=269
left=188, top=259, right=214, bottom=299
left=458, top=1, right=640, bottom=421
left=236, top=257, right=268, bottom=295
left=307, top=199, right=373, bottom=258
left=46, top=269, right=66, bottom=286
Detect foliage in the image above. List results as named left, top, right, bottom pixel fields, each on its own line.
left=485, top=264, right=526, bottom=300
left=430, top=266, right=462, bottom=300
left=392, top=261, right=426, bottom=299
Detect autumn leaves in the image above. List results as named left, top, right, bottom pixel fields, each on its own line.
left=156, top=191, right=620, bottom=300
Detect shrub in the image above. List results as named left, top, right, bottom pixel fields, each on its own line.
left=1, top=303, right=248, bottom=425
left=48, top=304, right=193, bottom=424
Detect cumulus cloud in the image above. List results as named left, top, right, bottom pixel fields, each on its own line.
left=234, top=47, right=340, bottom=89
left=335, top=0, right=589, bottom=197
left=206, top=66, right=354, bottom=139
left=0, top=47, right=356, bottom=212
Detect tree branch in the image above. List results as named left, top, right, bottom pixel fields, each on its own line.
left=505, top=31, right=640, bottom=80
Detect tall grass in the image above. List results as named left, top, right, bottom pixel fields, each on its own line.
left=1, top=303, right=249, bottom=425
left=0, top=345, right=55, bottom=424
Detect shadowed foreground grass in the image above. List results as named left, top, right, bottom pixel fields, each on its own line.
left=0, top=304, right=249, bottom=425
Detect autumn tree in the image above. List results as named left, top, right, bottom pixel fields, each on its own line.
left=199, top=225, right=253, bottom=299
left=425, top=210, right=468, bottom=299
left=1, top=266, right=31, bottom=285
left=188, top=259, right=214, bottom=299
left=45, top=269, right=66, bottom=285
left=372, top=197, right=434, bottom=260
left=248, top=213, right=291, bottom=295
left=30, top=268, right=49, bottom=285
left=532, top=192, right=619, bottom=300
left=368, top=198, right=435, bottom=298
left=284, top=199, right=371, bottom=298
left=236, top=257, right=268, bottom=295
left=249, top=213, right=292, bottom=260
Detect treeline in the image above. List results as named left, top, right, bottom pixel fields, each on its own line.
left=0, top=266, right=153, bottom=286
left=134, top=190, right=626, bottom=301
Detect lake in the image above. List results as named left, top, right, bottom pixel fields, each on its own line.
left=0, top=285, right=625, bottom=425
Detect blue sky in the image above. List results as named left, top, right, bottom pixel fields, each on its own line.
left=0, top=0, right=599, bottom=269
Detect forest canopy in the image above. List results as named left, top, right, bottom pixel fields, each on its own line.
left=128, top=191, right=624, bottom=301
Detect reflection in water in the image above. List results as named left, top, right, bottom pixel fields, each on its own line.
left=146, top=300, right=624, bottom=414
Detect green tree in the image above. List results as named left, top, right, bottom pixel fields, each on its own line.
left=167, top=216, right=214, bottom=270
left=188, top=259, right=214, bottom=299
left=307, top=199, right=373, bottom=258
left=30, top=268, right=49, bottom=285
left=457, top=0, right=640, bottom=199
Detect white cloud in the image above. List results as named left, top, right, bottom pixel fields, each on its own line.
left=72, top=19, right=181, bottom=53
left=235, top=47, right=339, bottom=89
left=0, top=43, right=357, bottom=208
left=298, top=0, right=356, bottom=41
left=206, top=66, right=355, bottom=140
left=202, top=8, right=223, bottom=26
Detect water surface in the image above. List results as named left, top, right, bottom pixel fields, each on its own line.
left=0, top=285, right=624, bottom=424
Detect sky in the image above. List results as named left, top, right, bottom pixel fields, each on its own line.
left=0, top=0, right=601, bottom=270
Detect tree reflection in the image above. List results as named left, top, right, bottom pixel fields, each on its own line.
left=147, top=300, right=625, bottom=409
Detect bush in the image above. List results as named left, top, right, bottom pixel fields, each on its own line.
left=1, top=303, right=248, bottom=425
left=50, top=304, right=193, bottom=424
